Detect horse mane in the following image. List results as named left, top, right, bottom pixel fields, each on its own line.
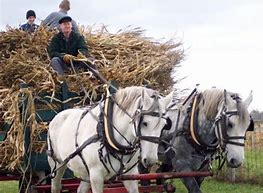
left=114, top=86, right=155, bottom=111
left=201, top=89, right=224, bottom=120
left=201, top=89, right=246, bottom=121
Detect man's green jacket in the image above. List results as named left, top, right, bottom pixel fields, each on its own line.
left=48, top=31, right=88, bottom=59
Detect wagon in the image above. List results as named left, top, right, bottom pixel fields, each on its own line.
left=0, top=82, right=79, bottom=191
left=0, top=83, right=212, bottom=193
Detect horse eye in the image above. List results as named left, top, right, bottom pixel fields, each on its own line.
left=228, top=122, right=233, bottom=128
left=142, top=122, right=148, bottom=127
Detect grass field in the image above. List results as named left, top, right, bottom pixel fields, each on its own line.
left=215, top=149, right=263, bottom=185
left=0, top=178, right=262, bottom=193
left=174, top=178, right=263, bottom=193
left=0, top=181, right=18, bottom=193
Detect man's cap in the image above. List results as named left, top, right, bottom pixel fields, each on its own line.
left=59, top=16, right=72, bottom=24
left=26, top=10, right=36, bottom=19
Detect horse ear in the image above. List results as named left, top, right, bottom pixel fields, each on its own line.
left=161, top=90, right=177, bottom=110
left=224, top=89, right=233, bottom=105
left=142, top=89, right=158, bottom=111
left=244, top=91, right=253, bottom=108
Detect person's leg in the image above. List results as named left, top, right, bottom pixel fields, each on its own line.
left=50, top=57, right=67, bottom=75
left=75, top=61, right=96, bottom=71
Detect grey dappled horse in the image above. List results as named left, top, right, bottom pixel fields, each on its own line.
left=140, top=88, right=253, bottom=193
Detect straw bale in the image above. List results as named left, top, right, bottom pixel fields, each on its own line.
left=0, top=26, right=183, bottom=170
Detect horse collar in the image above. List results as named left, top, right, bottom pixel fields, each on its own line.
left=183, top=92, right=218, bottom=151
left=101, top=88, right=137, bottom=155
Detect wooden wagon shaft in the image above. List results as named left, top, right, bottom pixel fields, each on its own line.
left=116, top=171, right=213, bottom=181
left=34, top=171, right=212, bottom=193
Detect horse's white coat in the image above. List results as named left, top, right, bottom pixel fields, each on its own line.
left=48, top=86, right=173, bottom=193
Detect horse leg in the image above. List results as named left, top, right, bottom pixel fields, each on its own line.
left=195, top=164, right=209, bottom=188
left=77, top=173, right=90, bottom=193
left=89, top=168, right=104, bottom=193
left=123, top=166, right=140, bottom=193
left=173, top=162, right=202, bottom=193
left=195, top=176, right=205, bottom=188
left=48, top=157, right=67, bottom=193
left=180, top=176, right=202, bottom=193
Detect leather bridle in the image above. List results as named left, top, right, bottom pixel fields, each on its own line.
left=214, top=90, right=246, bottom=150
left=136, top=110, right=172, bottom=144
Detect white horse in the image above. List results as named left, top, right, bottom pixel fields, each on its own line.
left=47, top=86, right=173, bottom=193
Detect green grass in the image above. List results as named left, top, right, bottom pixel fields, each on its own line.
left=214, top=149, right=263, bottom=184
left=0, top=181, right=18, bottom=193
left=0, top=179, right=262, bottom=193
left=174, top=178, right=263, bottom=193
left=243, top=149, right=263, bottom=176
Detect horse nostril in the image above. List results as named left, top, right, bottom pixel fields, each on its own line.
left=230, top=158, right=236, bottom=165
left=229, top=158, right=241, bottom=168
left=143, top=158, right=150, bottom=167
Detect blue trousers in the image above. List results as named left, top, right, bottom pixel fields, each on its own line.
left=50, top=57, right=67, bottom=75
left=50, top=57, right=90, bottom=75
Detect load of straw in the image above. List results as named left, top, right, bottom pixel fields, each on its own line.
left=0, top=26, right=183, bottom=170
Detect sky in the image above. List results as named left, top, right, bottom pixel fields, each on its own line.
left=0, top=0, right=262, bottom=111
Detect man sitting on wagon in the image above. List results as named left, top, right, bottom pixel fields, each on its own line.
left=47, top=16, right=88, bottom=75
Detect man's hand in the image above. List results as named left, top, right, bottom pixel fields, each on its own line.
left=63, top=54, right=74, bottom=63
left=77, top=50, right=87, bottom=59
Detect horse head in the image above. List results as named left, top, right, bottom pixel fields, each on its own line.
left=195, top=89, right=252, bottom=168
left=214, top=90, right=252, bottom=167
left=138, top=88, right=174, bottom=168
left=115, top=87, right=172, bottom=168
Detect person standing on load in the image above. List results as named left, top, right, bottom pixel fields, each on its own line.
left=41, top=0, right=79, bottom=32
left=20, top=10, right=39, bottom=32
left=47, top=16, right=88, bottom=75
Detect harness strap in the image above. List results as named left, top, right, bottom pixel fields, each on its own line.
left=227, top=136, right=246, bottom=140
left=182, top=88, right=197, bottom=106
left=65, top=134, right=100, bottom=163
left=75, top=108, right=94, bottom=174
left=190, top=95, right=202, bottom=146
left=98, top=144, right=111, bottom=173
left=37, top=134, right=100, bottom=186
left=223, top=140, right=245, bottom=147
left=104, top=89, right=121, bottom=152
left=100, top=100, right=136, bottom=154
left=139, top=136, right=160, bottom=144
left=77, top=151, right=90, bottom=175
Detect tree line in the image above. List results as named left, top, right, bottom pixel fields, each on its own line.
left=250, top=110, right=263, bottom=121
